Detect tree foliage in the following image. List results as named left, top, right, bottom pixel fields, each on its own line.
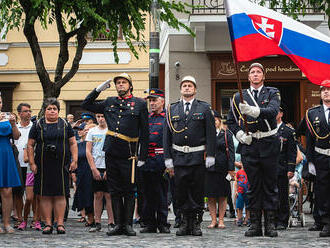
left=0, top=0, right=192, bottom=103
left=259, top=0, right=330, bottom=28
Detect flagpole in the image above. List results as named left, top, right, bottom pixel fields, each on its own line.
left=231, top=52, right=249, bottom=133
left=225, top=0, right=249, bottom=133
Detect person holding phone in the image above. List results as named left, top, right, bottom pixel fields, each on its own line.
left=0, top=94, right=21, bottom=233
left=204, top=111, right=235, bottom=229
left=85, top=113, right=114, bottom=232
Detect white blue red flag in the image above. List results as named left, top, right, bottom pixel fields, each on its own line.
left=225, top=0, right=330, bottom=85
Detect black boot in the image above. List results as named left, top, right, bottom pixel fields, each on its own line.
left=264, top=211, right=278, bottom=237
left=107, top=196, right=124, bottom=236
left=320, top=224, right=330, bottom=237
left=123, top=194, right=136, bottom=236
left=176, top=213, right=191, bottom=236
left=191, top=213, right=202, bottom=236
left=245, top=210, right=263, bottom=237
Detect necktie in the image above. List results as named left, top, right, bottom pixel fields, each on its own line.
left=185, top=102, right=190, bottom=116
left=253, top=89, right=259, bottom=101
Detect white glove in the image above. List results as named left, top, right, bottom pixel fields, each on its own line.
left=308, top=162, right=316, bottom=176
left=236, top=130, right=252, bottom=145
left=96, top=79, right=111, bottom=92
left=165, top=159, right=174, bottom=169
left=137, top=161, right=145, bottom=167
left=239, top=101, right=260, bottom=118
left=205, top=156, right=215, bottom=168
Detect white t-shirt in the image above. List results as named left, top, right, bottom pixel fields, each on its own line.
left=15, top=121, right=33, bottom=168
left=85, top=126, right=107, bottom=169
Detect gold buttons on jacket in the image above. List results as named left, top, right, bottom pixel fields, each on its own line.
left=184, top=136, right=187, bottom=139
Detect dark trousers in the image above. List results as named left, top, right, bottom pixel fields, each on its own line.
left=175, top=165, right=205, bottom=214
left=314, top=157, right=330, bottom=224
left=242, top=152, right=279, bottom=210
left=136, top=169, right=145, bottom=222
left=106, top=154, right=135, bottom=196
left=277, top=174, right=289, bottom=225
left=141, top=171, right=168, bottom=227
left=169, top=177, right=182, bottom=223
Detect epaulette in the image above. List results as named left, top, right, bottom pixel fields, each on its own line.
left=196, top=99, right=211, bottom=106
left=170, top=100, right=180, bottom=105
left=285, top=124, right=294, bottom=131
left=307, top=105, right=321, bottom=112
left=285, top=124, right=295, bottom=131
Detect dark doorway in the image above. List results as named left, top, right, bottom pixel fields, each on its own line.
left=267, top=82, right=300, bottom=128
left=66, top=101, right=90, bottom=121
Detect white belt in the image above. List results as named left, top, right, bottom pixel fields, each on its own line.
left=172, top=144, right=205, bottom=153
left=154, top=148, right=164, bottom=154
left=315, top=147, right=330, bottom=156
left=251, top=128, right=278, bottom=139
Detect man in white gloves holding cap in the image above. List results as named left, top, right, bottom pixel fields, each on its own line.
left=82, top=73, right=149, bottom=237
left=227, top=63, right=281, bottom=238
left=163, top=75, right=216, bottom=236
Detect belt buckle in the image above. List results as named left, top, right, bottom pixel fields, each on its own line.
left=183, top=146, right=190, bottom=153
left=255, top=131, right=261, bottom=139
left=114, top=132, right=119, bottom=138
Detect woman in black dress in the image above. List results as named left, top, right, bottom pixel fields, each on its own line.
left=205, top=111, right=235, bottom=229
left=72, top=123, right=96, bottom=226
left=27, top=98, right=77, bottom=234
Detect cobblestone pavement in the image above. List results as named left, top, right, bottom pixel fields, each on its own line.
left=1, top=211, right=329, bottom=248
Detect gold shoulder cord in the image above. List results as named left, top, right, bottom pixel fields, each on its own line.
left=305, top=110, right=330, bottom=139
left=167, top=103, right=185, bottom=133
left=232, top=95, right=257, bottom=124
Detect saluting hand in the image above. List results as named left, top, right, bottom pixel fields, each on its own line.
left=96, top=79, right=112, bottom=92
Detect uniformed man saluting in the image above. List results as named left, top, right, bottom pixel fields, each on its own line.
left=227, top=63, right=281, bottom=237
left=275, top=107, right=297, bottom=230
left=81, top=73, right=149, bottom=236
left=304, top=80, right=330, bottom=237
left=163, top=76, right=216, bottom=236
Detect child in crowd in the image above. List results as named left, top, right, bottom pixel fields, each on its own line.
left=234, top=161, right=250, bottom=227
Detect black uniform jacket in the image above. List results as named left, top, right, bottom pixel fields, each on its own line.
left=227, top=86, right=281, bottom=157
left=81, top=89, right=149, bottom=161
left=209, top=129, right=235, bottom=173
left=277, top=123, right=297, bottom=175
left=304, top=105, right=330, bottom=165
left=163, top=99, right=216, bottom=166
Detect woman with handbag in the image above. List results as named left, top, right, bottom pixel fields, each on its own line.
left=204, top=111, right=235, bottom=229
left=27, top=98, right=78, bottom=234
left=0, top=94, right=21, bottom=233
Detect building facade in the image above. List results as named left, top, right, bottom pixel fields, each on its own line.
left=160, top=0, right=329, bottom=127
left=0, top=20, right=150, bottom=118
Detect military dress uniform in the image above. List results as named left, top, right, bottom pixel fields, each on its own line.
left=163, top=99, right=216, bottom=236
left=276, top=122, right=297, bottom=229
left=140, top=109, right=169, bottom=233
left=304, top=105, right=330, bottom=237
left=81, top=88, right=148, bottom=236
left=227, top=86, right=281, bottom=237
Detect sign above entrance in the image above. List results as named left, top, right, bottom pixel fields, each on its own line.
left=209, top=54, right=303, bottom=80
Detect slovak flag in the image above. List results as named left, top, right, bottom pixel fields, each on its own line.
left=225, top=0, right=330, bottom=85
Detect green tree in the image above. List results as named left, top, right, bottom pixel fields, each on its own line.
left=260, top=0, right=330, bottom=28
left=0, top=0, right=191, bottom=105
